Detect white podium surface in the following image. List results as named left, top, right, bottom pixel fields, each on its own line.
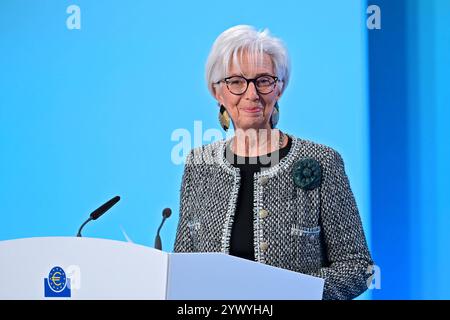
left=168, top=253, right=324, bottom=300
left=0, top=237, right=324, bottom=300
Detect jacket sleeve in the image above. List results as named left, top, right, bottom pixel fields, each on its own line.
left=173, top=150, right=194, bottom=252
left=312, top=149, right=374, bottom=300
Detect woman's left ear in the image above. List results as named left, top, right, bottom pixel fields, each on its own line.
left=277, top=82, right=284, bottom=98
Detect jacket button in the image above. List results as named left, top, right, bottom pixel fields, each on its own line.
left=259, top=209, right=269, bottom=219
left=260, top=242, right=269, bottom=252
left=259, top=176, right=269, bottom=185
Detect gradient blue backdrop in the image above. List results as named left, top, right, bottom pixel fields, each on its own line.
left=369, top=0, right=450, bottom=299
left=1, top=0, right=448, bottom=299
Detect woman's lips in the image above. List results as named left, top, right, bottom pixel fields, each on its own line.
left=242, top=107, right=263, bottom=113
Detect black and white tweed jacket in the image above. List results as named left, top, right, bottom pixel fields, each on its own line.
left=174, top=134, right=374, bottom=300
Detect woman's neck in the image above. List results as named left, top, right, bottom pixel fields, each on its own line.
left=232, top=128, right=285, bottom=157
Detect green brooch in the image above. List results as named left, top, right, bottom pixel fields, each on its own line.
left=292, top=158, right=322, bottom=190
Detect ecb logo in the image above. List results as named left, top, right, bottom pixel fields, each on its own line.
left=44, top=266, right=71, bottom=297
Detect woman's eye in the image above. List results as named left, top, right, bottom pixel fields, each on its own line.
left=258, top=80, right=270, bottom=86
left=230, top=80, right=244, bottom=85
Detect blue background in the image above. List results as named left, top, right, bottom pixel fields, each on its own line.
left=0, top=0, right=448, bottom=299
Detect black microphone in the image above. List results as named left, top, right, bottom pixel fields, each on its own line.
left=154, top=208, right=172, bottom=250
left=76, top=196, right=121, bottom=237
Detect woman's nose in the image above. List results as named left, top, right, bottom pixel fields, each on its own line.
left=245, top=81, right=259, bottom=100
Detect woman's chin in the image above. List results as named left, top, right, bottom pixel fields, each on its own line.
left=236, top=118, right=268, bottom=130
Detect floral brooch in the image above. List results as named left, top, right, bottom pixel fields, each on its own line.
left=292, top=158, right=322, bottom=190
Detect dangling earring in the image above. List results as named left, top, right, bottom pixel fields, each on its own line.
left=218, top=104, right=230, bottom=131
left=270, top=102, right=280, bottom=129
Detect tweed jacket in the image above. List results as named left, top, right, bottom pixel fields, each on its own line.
left=174, top=134, right=373, bottom=300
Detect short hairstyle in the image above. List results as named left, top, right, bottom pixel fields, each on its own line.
left=205, top=25, right=291, bottom=97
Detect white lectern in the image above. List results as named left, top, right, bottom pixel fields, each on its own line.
left=0, top=237, right=324, bottom=300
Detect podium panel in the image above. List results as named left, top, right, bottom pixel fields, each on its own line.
left=0, top=237, right=168, bottom=299
left=168, top=252, right=324, bottom=300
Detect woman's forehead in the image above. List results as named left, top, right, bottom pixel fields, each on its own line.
left=228, top=52, right=274, bottom=76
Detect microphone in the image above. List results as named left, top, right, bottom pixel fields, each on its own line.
left=154, top=208, right=172, bottom=250
left=76, top=196, right=121, bottom=237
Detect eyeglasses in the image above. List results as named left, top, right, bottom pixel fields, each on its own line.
left=215, top=75, right=279, bottom=95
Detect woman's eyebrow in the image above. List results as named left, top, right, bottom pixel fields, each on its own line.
left=227, top=72, right=274, bottom=78
left=255, top=72, right=275, bottom=77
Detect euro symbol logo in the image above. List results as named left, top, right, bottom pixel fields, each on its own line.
left=51, top=272, right=62, bottom=287
left=45, top=266, right=70, bottom=296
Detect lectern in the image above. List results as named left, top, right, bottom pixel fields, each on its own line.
left=0, top=237, right=324, bottom=299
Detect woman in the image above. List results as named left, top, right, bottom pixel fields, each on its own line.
left=174, top=25, right=373, bottom=300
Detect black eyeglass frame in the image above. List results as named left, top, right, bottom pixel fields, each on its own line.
left=215, top=75, right=280, bottom=95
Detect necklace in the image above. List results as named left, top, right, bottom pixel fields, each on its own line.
left=231, top=130, right=285, bottom=154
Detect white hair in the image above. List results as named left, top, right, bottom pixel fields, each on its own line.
left=205, top=25, right=291, bottom=97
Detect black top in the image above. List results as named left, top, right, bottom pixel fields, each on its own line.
left=224, top=136, right=293, bottom=261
